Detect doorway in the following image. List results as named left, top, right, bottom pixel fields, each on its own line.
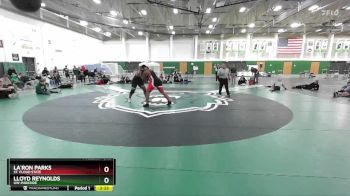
left=22, top=57, right=36, bottom=76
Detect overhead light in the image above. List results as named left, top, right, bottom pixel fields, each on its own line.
left=93, top=0, right=101, bottom=5
left=315, top=29, right=322, bottom=32
left=93, top=27, right=101, bottom=32
left=140, top=9, right=147, bottom=15
left=273, top=5, right=282, bottom=12
left=334, top=22, right=343, bottom=26
left=138, top=31, right=143, bottom=36
left=110, top=10, right=117, bottom=16
left=169, top=25, right=174, bottom=30
left=173, top=8, right=179, bottom=14
left=206, top=30, right=210, bottom=34
left=241, top=28, right=246, bottom=33
left=212, top=17, right=217, bottom=22
left=80, top=20, right=88, bottom=26
left=308, top=5, right=319, bottom=12
left=105, top=32, right=111, bottom=37
left=346, top=6, right=350, bottom=10
left=209, top=24, right=214, bottom=29
left=248, top=23, right=255, bottom=28
left=205, top=8, right=211, bottom=13
left=132, top=26, right=135, bottom=29
left=41, top=2, right=46, bottom=7
left=290, top=22, right=302, bottom=28
left=278, top=29, right=285, bottom=33
left=123, top=19, right=129, bottom=24
left=171, top=31, right=175, bottom=35
left=239, top=7, right=246, bottom=13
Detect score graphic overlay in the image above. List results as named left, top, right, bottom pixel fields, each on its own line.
left=7, top=159, right=115, bottom=191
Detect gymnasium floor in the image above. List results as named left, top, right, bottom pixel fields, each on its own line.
left=1, top=76, right=350, bottom=195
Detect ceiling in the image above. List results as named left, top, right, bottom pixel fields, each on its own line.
left=1, top=0, right=350, bottom=40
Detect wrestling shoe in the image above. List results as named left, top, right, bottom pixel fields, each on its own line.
left=143, top=103, right=149, bottom=107
left=167, top=101, right=172, bottom=106
left=127, top=98, right=131, bottom=103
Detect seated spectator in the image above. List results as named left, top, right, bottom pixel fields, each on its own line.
left=36, top=78, right=50, bottom=95
left=238, top=75, right=247, bottom=85
left=334, top=80, right=350, bottom=98
left=7, top=66, right=17, bottom=76
left=10, top=74, right=24, bottom=89
left=53, top=71, right=61, bottom=87
left=0, top=79, right=18, bottom=99
left=1, top=75, right=14, bottom=87
left=292, top=80, right=319, bottom=91
left=268, top=78, right=287, bottom=92
left=42, top=67, right=50, bottom=77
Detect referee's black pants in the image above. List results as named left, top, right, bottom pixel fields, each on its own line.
left=219, top=78, right=230, bottom=96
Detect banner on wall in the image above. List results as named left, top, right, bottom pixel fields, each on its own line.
left=321, top=40, right=328, bottom=51
left=260, top=41, right=267, bottom=52
left=199, top=42, right=206, bottom=54
left=225, top=41, right=232, bottom=51
left=232, top=41, right=239, bottom=52
left=239, top=41, right=246, bottom=52
left=315, top=40, right=321, bottom=51
left=343, top=40, right=349, bottom=51
left=206, top=41, right=213, bottom=53
left=336, top=40, right=344, bottom=51
left=213, top=41, right=219, bottom=52
left=252, top=41, right=259, bottom=52
left=306, top=40, right=314, bottom=53
left=12, top=54, right=19, bottom=61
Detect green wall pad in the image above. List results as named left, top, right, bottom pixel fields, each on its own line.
left=163, top=62, right=180, bottom=74
left=187, top=62, right=204, bottom=74
left=320, top=61, right=331, bottom=74
left=292, top=61, right=311, bottom=74
left=3, top=62, right=27, bottom=76
left=265, top=61, right=284, bottom=74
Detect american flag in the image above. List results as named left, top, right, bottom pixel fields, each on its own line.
left=277, top=37, right=303, bottom=54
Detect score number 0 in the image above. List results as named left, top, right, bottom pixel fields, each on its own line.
left=103, top=166, right=110, bottom=184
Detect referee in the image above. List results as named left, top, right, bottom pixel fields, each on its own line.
left=217, top=64, right=230, bottom=97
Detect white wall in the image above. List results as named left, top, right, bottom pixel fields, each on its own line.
left=0, top=8, right=103, bottom=72
left=150, top=40, right=170, bottom=60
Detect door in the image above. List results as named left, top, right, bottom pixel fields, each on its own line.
left=180, top=62, right=187, bottom=74
left=22, top=57, right=35, bottom=76
left=283, top=61, right=292, bottom=75
left=310, top=62, right=320, bottom=74
left=159, top=63, right=164, bottom=72
left=257, top=61, right=265, bottom=72
left=204, top=62, right=213, bottom=75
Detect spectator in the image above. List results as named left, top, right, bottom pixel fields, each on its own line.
left=251, top=67, right=259, bottom=83
left=292, top=80, right=319, bottom=91
left=334, top=80, right=350, bottom=98
left=42, top=67, right=49, bottom=76
left=63, top=65, right=70, bottom=79
left=268, top=78, right=287, bottom=92
left=36, top=78, right=50, bottom=95
left=73, top=66, right=79, bottom=81
left=0, top=79, right=18, bottom=99
left=238, top=75, right=247, bottom=85
left=230, top=66, right=237, bottom=85
left=7, top=66, right=17, bottom=76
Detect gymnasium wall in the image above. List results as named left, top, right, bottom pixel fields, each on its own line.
left=114, top=61, right=334, bottom=75
left=0, top=9, right=103, bottom=73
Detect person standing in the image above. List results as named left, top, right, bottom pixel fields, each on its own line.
left=217, top=64, right=230, bottom=97
left=73, top=66, right=79, bottom=81
left=230, top=65, right=237, bottom=85
left=251, top=67, right=259, bottom=84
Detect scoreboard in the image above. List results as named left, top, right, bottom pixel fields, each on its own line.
left=7, top=158, right=116, bottom=191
